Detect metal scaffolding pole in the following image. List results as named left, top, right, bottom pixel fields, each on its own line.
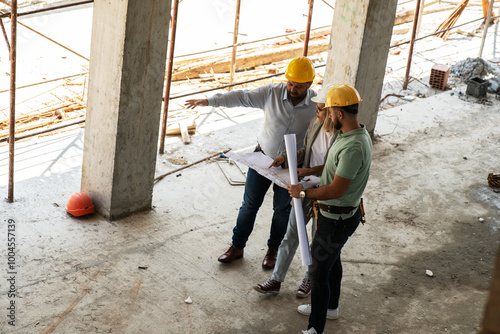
left=229, top=0, right=241, bottom=88
left=303, top=0, right=314, bottom=56
left=0, top=0, right=93, bottom=19
left=8, top=0, right=17, bottom=202
left=17, top=21, right=89, bottom=61
left=159, top=0, right=179, bottom=154
left=0, top=17, right=10, bottom=51
left=479, top=0, right=495, bottom=57
left=403, top=0, right=422, bottom=90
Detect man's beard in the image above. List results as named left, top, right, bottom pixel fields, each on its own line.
left=287, top=90, right=307, bottom=103
left=333, top=115, right=342, bottom=130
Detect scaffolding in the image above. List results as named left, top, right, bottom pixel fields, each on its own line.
left=0, top=0, right=499, bottom=201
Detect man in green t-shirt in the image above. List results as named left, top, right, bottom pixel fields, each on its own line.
left=286, top=84, right=372, bottom=334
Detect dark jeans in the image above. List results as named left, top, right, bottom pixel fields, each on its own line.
left=231, top=160, right=292, bottom=250
left=308, top=209, right=361, bottom=333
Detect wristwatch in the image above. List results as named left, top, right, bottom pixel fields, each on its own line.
left=299, top=189, right=306, bottom=199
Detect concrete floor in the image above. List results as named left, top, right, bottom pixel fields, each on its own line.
left=1, top=85, right=499, bottom=333
left=0, top=2, right=500, bottom=334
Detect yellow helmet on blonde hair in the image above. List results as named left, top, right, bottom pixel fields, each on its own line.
left=285, top=57, right=315, bottom=83
left=325, top=84, right=362, bottom=108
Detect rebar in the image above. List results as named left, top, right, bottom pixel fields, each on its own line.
left=303, top=0, right=314, bottom=56
left=403, top=0, right=422, bottom=90
left=159, top=0, right=179, bottom=154
left=8, top=0, right=16, bottom=203
left=229, top=0, right=241, bottom=87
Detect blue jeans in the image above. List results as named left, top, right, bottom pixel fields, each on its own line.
left=231, top=164, right=292, bottom=250
left=271, top=200, right=315, bottom=282
left=307, top=210, right=361, bottom=333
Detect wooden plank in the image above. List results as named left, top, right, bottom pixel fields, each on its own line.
left=166, top=124, right=196, bottom=136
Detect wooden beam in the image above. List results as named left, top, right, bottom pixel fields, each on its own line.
left=482, top=0, right=491, bottom=17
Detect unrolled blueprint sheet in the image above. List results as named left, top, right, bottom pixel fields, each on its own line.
left=225, top=151, right=319, bottom=189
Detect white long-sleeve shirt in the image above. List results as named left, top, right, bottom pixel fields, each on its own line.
left=207, top=82, right=317, bottom=159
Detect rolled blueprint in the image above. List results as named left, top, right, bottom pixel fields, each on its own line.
left=284, top=134, right=312, bottom=266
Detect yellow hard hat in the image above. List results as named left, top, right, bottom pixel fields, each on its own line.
left=325, top=84, right=362, bottom=108
left=285, top=57, right=315, bottom=83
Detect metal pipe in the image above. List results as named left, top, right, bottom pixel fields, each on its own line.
left=8, top=0, right=16, bottom=203
left=0, top=0, right=93, bottom=19
left=0, top=18, right=10, bottom=51
left=229, top=0, right=241, bottom=87
left=159, top=0, right=179, bottom=154
left=0, top=72, right=88, bottom=94
left=303, top=0, right=314, bottom=56
left=17, top=21, right=89, bottom=61
left=403, top=0, right=422, bottom=90
left=320, top=0, right=334, bottom=10
left=0, top=118, right=85, bottom=143
left=479, top=0, right=495, bottom=57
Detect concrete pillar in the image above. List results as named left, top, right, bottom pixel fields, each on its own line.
left=82, top=0, right=171, bottom=220
left=323, top=0, right=397, bottom=136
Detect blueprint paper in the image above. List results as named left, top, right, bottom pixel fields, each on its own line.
left=225, top=151, right=319, bottom=189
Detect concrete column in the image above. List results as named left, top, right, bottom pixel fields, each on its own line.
left=323, top=0, right=397, bottom=136
left=82, top=0, right=171, bottom=220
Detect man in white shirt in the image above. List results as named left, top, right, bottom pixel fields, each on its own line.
left=185, top=57, right=317, bottom=269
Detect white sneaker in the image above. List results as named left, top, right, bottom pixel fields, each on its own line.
left=297, top=304, right=339, bottom=320
left=301, top=328, right=320, bottom=334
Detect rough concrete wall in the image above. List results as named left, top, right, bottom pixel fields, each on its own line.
left=323, top=0, right=397, bottom=136
left=323, top=0, right=368, bottom=87
left=82, top=0, right=171, bottom=220
left=110, top=0, right=171, bottom=218
left=82, top=0, right=127, bottom=217
left=355, top=0, right=397, bottom=135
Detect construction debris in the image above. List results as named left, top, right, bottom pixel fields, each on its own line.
left=450, top=57, right=500, bottom=80
left=466, top=77, right=490, bottom=97
left=154, top=149, right=231, bottom=183
left=488, top=173, right=500, bottom=192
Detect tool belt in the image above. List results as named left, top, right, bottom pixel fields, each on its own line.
left=317, top=203, right=357, bottom=214
left=312, top=198, right=366, bottom=224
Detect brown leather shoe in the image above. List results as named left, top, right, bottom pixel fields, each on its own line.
left=218, top=245, right=244, bottom=264
left=262, top=247, right=278, bottom=270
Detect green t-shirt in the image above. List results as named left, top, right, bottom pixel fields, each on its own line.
left=318, top=125, right=372, bottom=219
